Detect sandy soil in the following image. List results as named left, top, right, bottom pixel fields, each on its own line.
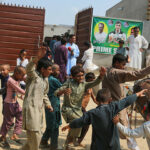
left=0, top=95, right=148, bottom=150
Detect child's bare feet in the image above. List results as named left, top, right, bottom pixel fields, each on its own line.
left=11, top=134, right=22, bottom=145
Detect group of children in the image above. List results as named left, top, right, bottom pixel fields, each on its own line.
left=0, top=45, right=150, bottom=150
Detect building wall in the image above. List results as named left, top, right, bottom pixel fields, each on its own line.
left=143, top=21, right=150, bottom=42
left=106, top=0, right=148, bottom=21
left=44, top=24, right=74, bottom=38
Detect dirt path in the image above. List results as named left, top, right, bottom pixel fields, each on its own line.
left=0, top=97, right=148, bottom=150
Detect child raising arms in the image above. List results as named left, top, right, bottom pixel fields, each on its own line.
left=22, top=48, right=53, bottom=150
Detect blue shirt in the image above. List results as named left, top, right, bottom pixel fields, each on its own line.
left=66, top=43, right=80, bottom=75
left=116, top=47, right=127, bottom=56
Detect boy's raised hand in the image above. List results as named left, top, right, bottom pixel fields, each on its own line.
left=99, top=66, right=107, bottom=77
left=37, top=46, right=46, bottom=59
left=136, top=89, right=148, bottom=97
left=113, top=115, right=119, bottom=125
left=62, top=124, right=70, bottom=132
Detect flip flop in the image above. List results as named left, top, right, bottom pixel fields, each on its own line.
left=12, top=139, right=23, bottom=145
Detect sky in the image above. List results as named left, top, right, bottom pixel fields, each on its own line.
left=1, top=0, right=121, bottom=25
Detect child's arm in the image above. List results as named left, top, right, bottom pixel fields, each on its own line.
left=43, top=79, right=53, bottom=111
left=91, top=90, right=98, bottom=105
left=62, top=111, right=91, bottom=131
left=85, top=66, right=106, bottom=90
left=26, top=48, right=46, bottom=79
left=54, top=80, right=71, bottom=97
left=113, top=115, right=145, bottom=138
left=9, top=79, right=25, bottom=95
left=112, top=89, right=147, bottom=116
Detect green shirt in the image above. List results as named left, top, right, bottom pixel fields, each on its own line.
left=54, top=76, right=102, bottom=122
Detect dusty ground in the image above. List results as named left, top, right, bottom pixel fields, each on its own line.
left=0, top=93, right=148, bottom=150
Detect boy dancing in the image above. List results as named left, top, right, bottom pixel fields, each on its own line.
left=22, top=49, right=53, bottom=150
left=55, top=65, right=106, bottom=149
left=62, top=88, right=147, bottom=150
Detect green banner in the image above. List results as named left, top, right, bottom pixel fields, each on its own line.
left=91, top=17, right=143, bottom=54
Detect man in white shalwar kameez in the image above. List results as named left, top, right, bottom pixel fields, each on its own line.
left=126, top=27, right=148, bottom=69
left=82, top=42, right=98, bottom=73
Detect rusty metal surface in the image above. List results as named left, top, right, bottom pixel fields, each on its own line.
left=75, top=8, right=93, bottom=59
left=0, top=3, right=45, bottom=70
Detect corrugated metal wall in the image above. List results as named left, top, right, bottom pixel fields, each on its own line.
left=0, top=3, right=45, bottom=69
left=75, top=8, right=93, bottom=59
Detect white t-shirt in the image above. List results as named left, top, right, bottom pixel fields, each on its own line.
left=17, top=58, right=29, bottom=68
left=95, top=32, right=107, bottom=43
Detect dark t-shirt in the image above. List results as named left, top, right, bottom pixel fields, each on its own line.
left=0, top=74, right=9, bottom=100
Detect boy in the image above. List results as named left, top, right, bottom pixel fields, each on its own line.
left=76, top=60, right=83, bottom=68
left=0, top=66, right=26, bottom=148
left=22, top=49, right=53, bottom=150
left=116, top=40, right=130, bottom=62
left=41, top=64, right=62, bottom=150
left=102, top=53, right=150, bottom=150
left=113, top=115, right=150, bottom=149
left=0, top=64, right=10, bottom=102
left=62, top=88, right=147, bottom=150
left=55, top=65, right=106, bottom=149
left=78, top=72, right=97, bottom=145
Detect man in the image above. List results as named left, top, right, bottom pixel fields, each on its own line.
left=94, top=23, right=107, bottom=43
left=54, top=39, right=68, bottom=83
left=126, top=27, right=148, bottom=69
left=102, top=53, right=150, bottom=150
left=62, top=89, right=147, bottom=150
left=53, top=36, right=61, bottom=51
left=108, top=21, right=126, bottom=43
left=66, top=35, right=80, bottom=76
left=50, top=36, right=57, bottom=60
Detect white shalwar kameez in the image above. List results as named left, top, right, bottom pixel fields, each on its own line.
left=126, top=35, right=148, bottom=69
left=82, top=47, right=98, bottom=73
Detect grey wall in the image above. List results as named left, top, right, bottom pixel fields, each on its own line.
left=106, top=0, right=148, bottom=21
left=143, top=21, right=150, bottom=42
left=44, top=24, right=74, bottom=38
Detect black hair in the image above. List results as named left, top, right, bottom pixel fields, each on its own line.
left=96, top=88, right=111, bottom=103
left=14, top=66, right=26, bottom=74
left=52, top=36, right=57, bottom=39
left=71, top=66, right=84, bottom=77
left=69, top=34, right=75, bottom=39
left=42, top=42, right=48, bottom=47
left=134, top=26, right=140, bottom=30
left=112, top=53, right=127, bottom=66
left=56, top=36, right=61, bottom=41
left=20, top=49, right=26, bottom=54
left=119, top=40, right=124, bottom=44
left=77, top=60, right=83, bottom=64
left=84, top=41, right=91, bottom=48
left=116, top=21, right=121, bottom=25
left=85, top=72, right=95, bottom=81
left=61, top=38, right=67, bottom=45
left=99, top=23, right=104, bottom=27
left=37, top=58, right=52, bottom=72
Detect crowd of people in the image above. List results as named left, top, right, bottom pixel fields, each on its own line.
left=0, top=29, right=150, bottom=150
